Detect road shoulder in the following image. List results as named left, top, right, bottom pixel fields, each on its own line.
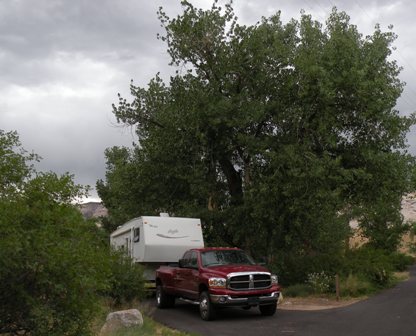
left=278, top=296, right=363, bottom=311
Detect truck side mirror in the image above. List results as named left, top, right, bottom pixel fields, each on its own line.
left=178, top=259, right=186, bottom=268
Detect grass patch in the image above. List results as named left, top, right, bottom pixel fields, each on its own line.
left=393, top=271, right=410, bottom=282
left=283, top=270, right=411, bottom=301
left=92, top=300, right=195, bottom=336
left=338, top=274, right=375, bottom=297
left=107, top=316, right=194, bottom=336
left=389, top=271, right=410, bottom=287
left=283, top=283, right=314, bottom=297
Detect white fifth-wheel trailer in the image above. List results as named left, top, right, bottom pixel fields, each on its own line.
left=110, top=214, right=204, bottom=287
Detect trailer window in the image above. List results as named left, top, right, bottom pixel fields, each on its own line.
left=133, top=228, right=140, bottom=242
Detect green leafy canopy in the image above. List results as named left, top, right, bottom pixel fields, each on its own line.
left=98, top=2, right=416, bottom=274
left=1, top=130, right=111, bottom=336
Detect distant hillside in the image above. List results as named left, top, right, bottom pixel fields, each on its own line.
left=77, top=195, right=416, bottom=223
left=401, top=193, right=416, bottom=223
left=79, top=202, right=108, bottom=219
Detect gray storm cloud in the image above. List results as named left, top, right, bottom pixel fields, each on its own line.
left=1, top=0, right=415, bottom=200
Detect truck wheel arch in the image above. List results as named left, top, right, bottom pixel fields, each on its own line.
left=156, top=281, right=175, bottom=308
left=199, top=284, right=208, bottom=294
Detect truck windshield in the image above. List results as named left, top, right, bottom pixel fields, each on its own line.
left=201, top=250, right=255, bottom=267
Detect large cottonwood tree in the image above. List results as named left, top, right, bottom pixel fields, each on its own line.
left=98, top=2, right=415, bottom=268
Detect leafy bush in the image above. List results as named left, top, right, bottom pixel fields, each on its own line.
left=0, top=175, right=112, bottom=336
left=0, top=130, right=145, bottom=336
left=341, top=247, right=394, bottom=287
left=273, top=245, right=414, bottom=298
left=339, top=274, right=376, bottom=297
left=106, top=251, right=146, bottom=305
left=307, top=271, right=334, bottom=294
left=283, top=283, right=315, bottom=297
left=272, top=252, right=343, bottom=285
left=388, top=252, right=415, bottom=272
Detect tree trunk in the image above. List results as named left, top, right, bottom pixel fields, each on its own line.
left=219, top=157, right=243, bottom=204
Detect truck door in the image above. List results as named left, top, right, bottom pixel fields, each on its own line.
left=173, top=251, right=199, bottom=299
left=173, top=251, right=191, bottom=293
left=180, top=251, right=200, bottom=300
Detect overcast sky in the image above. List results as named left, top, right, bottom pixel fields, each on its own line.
left=1, top=0, right=416, bottom=202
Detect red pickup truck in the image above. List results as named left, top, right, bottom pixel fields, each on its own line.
left=155, top=247, right=281, bottom=320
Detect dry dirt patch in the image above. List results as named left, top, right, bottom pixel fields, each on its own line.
left=278, top=296, right=363, bottom=311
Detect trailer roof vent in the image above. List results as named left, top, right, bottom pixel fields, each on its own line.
left=160, top=212, right=170, bottom=217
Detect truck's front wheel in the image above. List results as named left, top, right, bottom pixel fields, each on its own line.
left=156, top=284, right=175, bottom=308
left=199, top=291, right=216, bottom=321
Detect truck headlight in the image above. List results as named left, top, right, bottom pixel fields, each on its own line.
left=208, top=277, right=227, bottom=288
left=271, top=274, right=278, bottom=285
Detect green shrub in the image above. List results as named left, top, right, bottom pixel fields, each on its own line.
left=106, top=251, right=146, bottom=305
left=339, top=274, right=376, bottom=297
left=0, top=175, right=112, bottom=336
left=272, top=252, right=343, bottom=285
left=283, top=283, right=314, bottom=297
left=342, top=247, right=394, bottom=287
left=0, top=131, right=146, bottom=336
left=307, top=271, right=335, bottom=294
left=388, top=252, right=415, bottom=272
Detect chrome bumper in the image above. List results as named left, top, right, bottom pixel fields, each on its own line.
left=210, top=291, right=280, bottom=306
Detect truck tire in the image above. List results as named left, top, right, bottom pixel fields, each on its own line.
left=259, top=303, right=277, bottom=316
left=199, top=291, right=216, bottom=321
left=156, top=284, right=175, bottom=308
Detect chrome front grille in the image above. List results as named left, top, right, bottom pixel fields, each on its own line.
left=228, top=272, right=271, bottom=291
